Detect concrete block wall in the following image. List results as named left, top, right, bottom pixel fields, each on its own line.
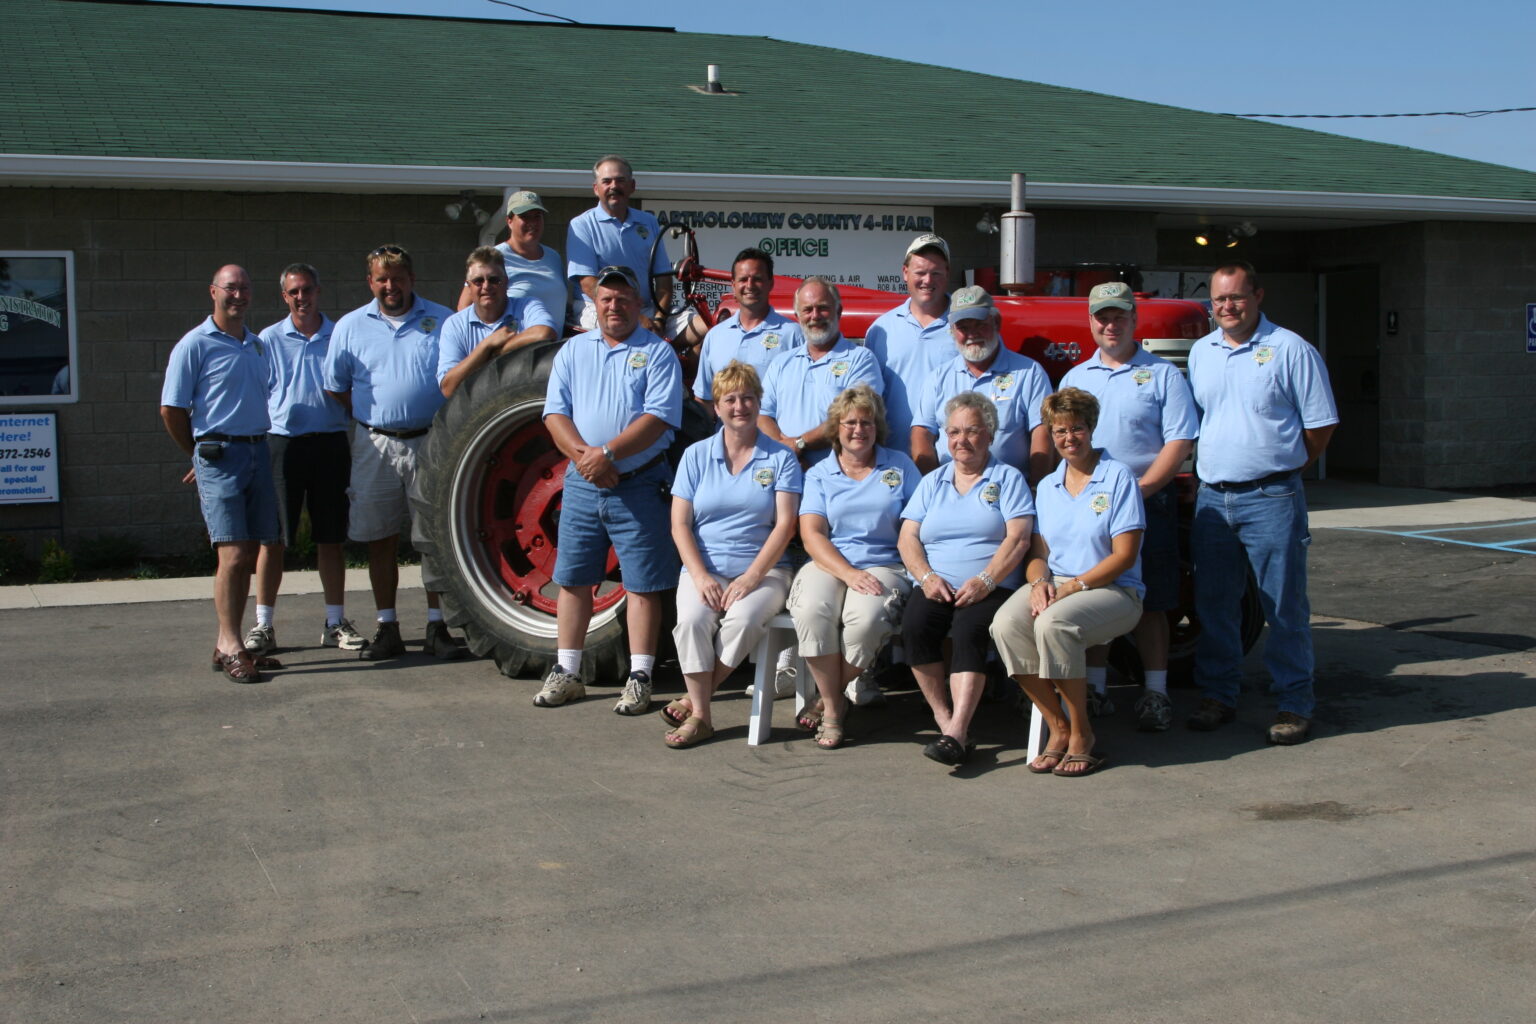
left=0, top=186, right=591, bottom=556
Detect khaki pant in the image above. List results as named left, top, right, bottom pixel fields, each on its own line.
left=990, top=577, right=1143, bottom=680
left=786, top=562, right=910, bottom=670
left=672, top=566, right=793, bottom=675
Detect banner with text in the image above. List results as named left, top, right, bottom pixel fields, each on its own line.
left=1, top=252, right=78, bottom=406
left=0, top=412, right=59, bottom=504
left=651, top=201, right=936, bottom=297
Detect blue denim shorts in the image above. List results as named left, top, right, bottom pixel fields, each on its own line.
left=196, top=438, right=280, bottom=545
left=1141, top=484, right=1181, bottom=612
left=552, top=461, right=679, bottom=593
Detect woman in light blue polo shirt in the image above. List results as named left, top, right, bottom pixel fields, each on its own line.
left=664, top=361, right=803, bottom=748
left=786, top=385, right=919, bottom=749
left=898, top=392, right=1034, bottom=768
left=991, top=388, right=1145, bottom=778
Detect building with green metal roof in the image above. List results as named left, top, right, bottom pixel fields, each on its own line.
left=2, top=0, right=1534, bottom=555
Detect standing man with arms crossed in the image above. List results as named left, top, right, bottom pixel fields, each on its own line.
left=456, top=190, right=569, bottom=331
left=910, top=285, right=1052, bottom=480
left=1186, top=262, right=1337, bottom=745
left=537, top=266, right=685, bottom=715
left=323, top=245, right=465, bottom=662
left=160, top=264, right=281, bottom=682
left=1060, top=282, right=1199, bottom=730
left=864, top=234, right=953, bottom=445
left=245, top=263, right=366, bottom=656
left=692, top=247, right=802, bottom=406
left=437, top=246, right=557, bottom=399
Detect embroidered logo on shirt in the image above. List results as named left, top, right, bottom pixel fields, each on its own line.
left=881, top=468, right=903, bottom=489
left=1133, top=368, right=1153, bottom=385
left=993, top=372, right=1014, bottom=392
left=981, top=482, right=1000, bottom=505
left=629, top=351, right=649, bottom=369
left=420, top=317, right=438, bottom=333
left=762, top=333, right=781, bottom=350
left=1253, top=345, right=1274, bottom=365
left=637, top=225, right=650, bottom=240
left=1090, top=493, right=1110, bottom=515
left=753, top=467, right=774, bottom=488
left=830, top=360, right=850, bottom=378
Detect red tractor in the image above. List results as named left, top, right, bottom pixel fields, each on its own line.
left=412, top=180, right=1261, bottom=683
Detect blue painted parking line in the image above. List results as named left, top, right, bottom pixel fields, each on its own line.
left=1336, top=523, right=1536, bottom=555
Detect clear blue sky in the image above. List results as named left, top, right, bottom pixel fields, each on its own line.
left=197, top=0, right=1536, bottom=173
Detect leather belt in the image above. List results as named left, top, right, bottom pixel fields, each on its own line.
left=617, top=452, right=667, bottom=481
left=195, top=432, right=265, bottom=444
left=365, top=424, right=430, bottom=440
left=1205, top=470, right=1298, bottom=492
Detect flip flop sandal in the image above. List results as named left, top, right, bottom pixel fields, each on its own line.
left=664, top=714, right=715, bottom=750
left=1052, top=753, right=1109, bottom=778
left=1028, top=748, right=1068, bottom=774
left=660, top=697, right=693, bottom=727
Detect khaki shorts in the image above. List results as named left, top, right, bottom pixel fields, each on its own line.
left=347, top=428, right=426, bottom=543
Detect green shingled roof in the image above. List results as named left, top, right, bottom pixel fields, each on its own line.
left=9, top=0, right=1536, bottom=201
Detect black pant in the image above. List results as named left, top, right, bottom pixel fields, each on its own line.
left=901, top=587, right=1014, bottom=673
left=268, top=431, right=351, bottom=546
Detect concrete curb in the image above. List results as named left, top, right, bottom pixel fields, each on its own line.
left=0, top=565, right=422, bottom=610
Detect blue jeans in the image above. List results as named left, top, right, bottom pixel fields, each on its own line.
left=552, top=461, right=678, bottom=594
left=1192, top=476, right=1315, bottom=717
left=195, top=439, right=280, bottom=545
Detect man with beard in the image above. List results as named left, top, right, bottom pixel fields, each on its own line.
left=160, top=264, right=280, bottom=682
left=910, top=286, right=1051, bottom=481
left=537, top=266, right=684, bottom=715
left=864, top=234, right=953, bottom=443
left=758, top=277, right=883, bottom=468
left=1060, top=281, right=1199, bottom=729
left=693, top=247, right=802, bottom=404
left=324, top=245, right=465, bottom=662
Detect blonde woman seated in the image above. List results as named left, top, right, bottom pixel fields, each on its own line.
left=664, top=361, right=803, bottom=748
left=898, top=392, right=1034, bottom=767
left=786, top=385, right=919, bottom=749
left=990, top=388, right=1144, bottom=778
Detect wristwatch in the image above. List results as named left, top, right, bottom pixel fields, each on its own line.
left=600, top=444, right=614, bottom=462
left=794, top=438, right=807, bottom=454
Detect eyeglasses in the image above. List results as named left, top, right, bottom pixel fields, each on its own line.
left=466, top=275, right=506, bottom=287
left=1050, top=424, right=1089, bottom=439
left=839, top=419, right=876, bottom=430
left=212, top=282, right=250, bottom=294
left=1211, top=294, right=1255, bottom=308
left=369, top=245, right=406, bottom=258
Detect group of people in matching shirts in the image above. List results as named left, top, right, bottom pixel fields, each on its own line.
left=535, top=226, right=1204, bottom=779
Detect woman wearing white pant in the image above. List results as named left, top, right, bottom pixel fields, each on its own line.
left=788, top=386, right=919, bottom=749
left=990, top=388, right=1145, bottom=777
left=665, top=361, right=802, bottom=748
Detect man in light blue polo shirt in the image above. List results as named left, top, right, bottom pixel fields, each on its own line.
left=456, top=190, right=568, bottom=329
left=693, top=247, right=802, bottom=403
left=567, top=155, right=703, bottom=348
left=759, top=277, right=883, bottom=467
left=911, top=285, right=1052, bottom=482
left=864, top=233, right=953, bottom=441
left=248, top=263, right=364, bottom=660
left=538, top=265, right=685, bottom=715
left=159, top=264, right=279, bottom=683
left=438, top=246, right=557, bottom=398
left=1060, top=281, right=1199, bottom=731
left=1187, top=261, right=1338, bottom=746
left=324, top=245, right=464, bottom=663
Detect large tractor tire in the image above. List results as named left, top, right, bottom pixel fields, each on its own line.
left=412, top=341, right=627, bottom=682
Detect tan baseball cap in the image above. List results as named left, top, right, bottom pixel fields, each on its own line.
left=1088, top=281, right=1136, bottom=314
left=904, top=233, right=950, bottom=262
left=948, top=285, right=997, bottom=323
left=506, top=190, right=547, bottom=216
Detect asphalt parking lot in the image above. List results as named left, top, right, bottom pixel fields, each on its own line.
left=2, top=481, right=1533, bottom=1023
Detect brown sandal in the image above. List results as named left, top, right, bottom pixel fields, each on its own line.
left=664, top=714, right=714, bottom=749
left=814, top=716, right=844, bottom=750
left=660, top=697, right=693, bottom=727
left=796, top=698, right=824, bottom=732
left=213, top=649, right=263, bottom=683
left=1027, top=748, right=1067, bottom=774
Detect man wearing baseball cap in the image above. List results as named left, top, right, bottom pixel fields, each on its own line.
left=1060, top=281, right=1199, bottom=730
left=457, top=189, right=569, bottom=331
left=910, top=284, right=1052, bottom=481
left=538, top=265, right=684, bottom=715
left=864, top=233, right=954, bottom=444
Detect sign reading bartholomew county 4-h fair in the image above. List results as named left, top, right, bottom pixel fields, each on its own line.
left=650, top=201, right=937, bottom=303
left=1, top=251, right=78, bottom=405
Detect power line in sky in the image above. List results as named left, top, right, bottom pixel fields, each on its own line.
left=1227, top=106, right=1536, bottom=120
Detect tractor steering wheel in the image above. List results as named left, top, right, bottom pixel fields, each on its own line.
left=648, top=223, right=701, bottom=320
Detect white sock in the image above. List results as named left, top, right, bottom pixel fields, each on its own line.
left=377, top=608, right=397, bottom=623
left=776, top=647, right=795, bottom=670
left=427, top=608, right=444, bottom=623
left=631, top=654, right=655, bottom=677
left=557, top=649, right=582, bottom=674
left=325, top=604, right=345, bottom=627
left=256, top=604, right=274, bottom=627
left=1087, top=666, right=1108, bottom=695
left=1144, top=670, right=1169, bottom=696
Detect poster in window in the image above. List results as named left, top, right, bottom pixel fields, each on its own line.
left=0, top=251, right=78, bottom=406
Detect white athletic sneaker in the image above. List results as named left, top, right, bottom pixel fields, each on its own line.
left=321, top=618, right=367, bottom=651
left=534, top=668, right=585, bottom=708
left=243, top=624, right=276, bottom=656
left=613, top=671, right=653, bottom=716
